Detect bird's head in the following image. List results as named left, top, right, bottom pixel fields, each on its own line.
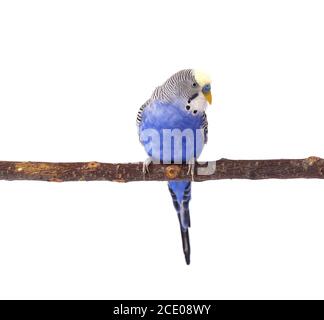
left=192, top=69, right=212, bottom=105
left=157, top=69, right=212, bottom=107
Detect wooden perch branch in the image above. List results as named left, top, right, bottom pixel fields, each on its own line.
left=1, top=157, right=324, bottom=182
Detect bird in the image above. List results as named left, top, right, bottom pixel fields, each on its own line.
left=136, top=69, right=212, bottom=265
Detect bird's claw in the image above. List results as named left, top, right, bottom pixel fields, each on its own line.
left=143, top=157, right=153, bottom=175
left=187, top=161, right=195, bottom=181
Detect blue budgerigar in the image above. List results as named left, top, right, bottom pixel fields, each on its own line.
left=137, top=69, right=212, bottom=264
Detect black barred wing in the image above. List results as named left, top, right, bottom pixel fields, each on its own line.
left=202, top=112, right=208, bottom=143
left=136, top=100, right=150, bottom=128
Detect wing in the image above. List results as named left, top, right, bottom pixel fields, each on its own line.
left=201, top=111, right=208, bottom=144
left=136, top=99, right=150, bottom=128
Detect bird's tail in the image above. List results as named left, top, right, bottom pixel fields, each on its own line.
left=168, top=180, right=191, bottom=265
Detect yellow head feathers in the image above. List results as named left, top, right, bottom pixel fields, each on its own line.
left=193, top=70, right=211, bottom=87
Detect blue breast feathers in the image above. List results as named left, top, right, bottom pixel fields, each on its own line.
left=139, top=100, right=205, bottom=163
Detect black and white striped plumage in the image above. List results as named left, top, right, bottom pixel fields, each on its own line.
left=137, top=70, right=209, bottom=141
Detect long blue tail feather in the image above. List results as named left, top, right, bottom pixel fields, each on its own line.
left=168, top=181, right=191, bottom=265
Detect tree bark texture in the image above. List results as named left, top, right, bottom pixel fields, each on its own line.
left=1, top=157, right=324, bottom=182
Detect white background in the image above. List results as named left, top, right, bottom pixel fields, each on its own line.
left=1, top=0, right=324, bottom=299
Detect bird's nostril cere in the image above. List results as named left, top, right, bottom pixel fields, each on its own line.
left=202, top=84, right=211, bottom=93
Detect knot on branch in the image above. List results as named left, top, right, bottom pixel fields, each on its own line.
left=84, top=162, right=100, bottom=170
left=302, top=156, right=321, bottom=169
left=165, top=165, right=181, bottom=179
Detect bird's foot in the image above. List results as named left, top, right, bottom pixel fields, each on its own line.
left=142, top=157, right=153, bottom=175
left=187, top=161, right=195, bottom=181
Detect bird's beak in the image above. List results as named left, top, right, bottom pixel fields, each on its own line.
left=203, top=91, right=212, bottom=104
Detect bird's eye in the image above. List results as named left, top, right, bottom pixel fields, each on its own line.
left=192, top=82, right=198, bottom=88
